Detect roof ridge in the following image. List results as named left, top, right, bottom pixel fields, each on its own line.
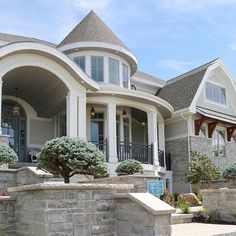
left=166, top=58, right=220, bottom=85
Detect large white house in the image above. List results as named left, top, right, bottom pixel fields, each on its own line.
left=1, top=10, right=236, bottom=193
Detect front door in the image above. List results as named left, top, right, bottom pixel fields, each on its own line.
left=1, top=100, right=27, bottom=162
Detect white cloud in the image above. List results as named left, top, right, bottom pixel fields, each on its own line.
left=157, top=59, right=195, bottom=73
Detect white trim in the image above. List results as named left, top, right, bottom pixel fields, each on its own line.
left=189, top=59, right=236, bottom=113
left=57, top=41, right=137, bottom=73
left=0, top=42, right=99, bottom=91
left=165, top=134, right=188, bottom=142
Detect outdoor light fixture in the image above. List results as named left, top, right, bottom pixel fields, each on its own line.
left=122, top=110, right=127, bottom=119
left=13, top=88, right=20, bottom=116
left=90, top=107, right=95, bottom=117
left=141, top=121, right=146, bottom=127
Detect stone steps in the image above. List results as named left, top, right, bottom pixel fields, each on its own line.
left=171, top=213, right=193, bottom=224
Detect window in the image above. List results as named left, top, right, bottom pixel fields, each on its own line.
left=122, top=64, right=129, bottom=88
left=205, top=82, right=226, bottom=105
left=91, top=56, right=104, bottom=82
left=109, top=58, right=119, bottom=84
left=91, top=113, right=104, bottom=143
left=74, top=56, right=85, bottom=72
left=199, top=126, right=206, bottom=138
left=123, top=118, right=130, bottom=143
left=212, top=130, right=225, bottom=157
left=233, top=134, right=236, bottom=143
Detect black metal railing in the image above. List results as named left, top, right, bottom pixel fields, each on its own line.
left=165, top=152, right=171, bottom=170
left=158, top=149, right=165, bottom=167
left=117, top=141, right=153, bottom=164
left=90, top=139, right=109, bottom=162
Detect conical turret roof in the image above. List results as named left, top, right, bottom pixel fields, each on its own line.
left=58, top=10, right=129, bottom=50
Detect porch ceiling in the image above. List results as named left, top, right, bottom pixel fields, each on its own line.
left=2, top=66, right=68, bottom=118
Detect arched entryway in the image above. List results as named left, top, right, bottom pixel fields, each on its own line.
left=2, top=100, right=27, bottom=161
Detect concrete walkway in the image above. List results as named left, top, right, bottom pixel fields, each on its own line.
left=172, top=223, right=236, bottom=236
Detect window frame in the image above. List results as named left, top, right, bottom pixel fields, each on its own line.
left=74, top=56, right=86, bottom=72
left=91, top=56, right=104, bottom=82
left=204, top=81, right=227, bottom=106
left=212, top=128, right=226, bottom=158
left=109, top=57, right=120, bottom=85
left=122, top=63, right=129, bottom=88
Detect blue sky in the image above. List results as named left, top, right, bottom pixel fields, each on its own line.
left=1, top=0, right=236, bottom=80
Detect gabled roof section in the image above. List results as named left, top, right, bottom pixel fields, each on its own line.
left=0, top=32, right=56, bottom=47
left=58, top=10, right=130, bottom=50
left=134, top=71, right=166, bottom=86
left=156, top=58, right=220, bottom=111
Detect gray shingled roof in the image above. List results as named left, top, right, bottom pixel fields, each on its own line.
left=156, top=58, right=219, bottom=111
left=58, top=10, right=130, bottom=50
left=0, top=32, right=56, bottom=47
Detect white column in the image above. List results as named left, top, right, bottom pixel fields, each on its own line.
left=158, top=117, right=165, bottom=151
left=0, top=79, right=3, bottom=135
left=66, top=92, right=78, bottom=137
left=106, top=102, right=118, bottom=162
left=77, top=96, right=86, bottom=139
left=148, top=110, right=159, bottom=166
left=119, top=113, right=124, bottom=141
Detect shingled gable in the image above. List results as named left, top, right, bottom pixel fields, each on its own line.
left=156, top=58, right=220, bottom=111
left=58, top=10, right=130, bottom=50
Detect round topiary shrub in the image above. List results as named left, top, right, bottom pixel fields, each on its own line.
left=37, top=137, right=108, bottom=183
left=115, top=159, right=144, bottom=176
left=0, top=144, right=18, bottom=165
left=223, top=163, right=236, bottom=181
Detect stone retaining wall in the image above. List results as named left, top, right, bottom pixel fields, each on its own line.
left=202, top=188, right=236, bottom=223
left=0, top=170, right=16, bottom=194
left=8, top=183, right=175, bottom=236
left=0, top=196, right=16, bottom=236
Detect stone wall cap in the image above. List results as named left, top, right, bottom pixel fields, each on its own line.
left=0, top=196, right=16, bottom=201
left=0, top=169, right=17, bottom=173
left=114, top=192, right=176, bottom=215
left=201, top=187, right=235, bottom=193
left=18, top=166, right=54, bottom=177
left=8, top=182, right=134, bottom=192
left=90, top=175, right=160, bottom=182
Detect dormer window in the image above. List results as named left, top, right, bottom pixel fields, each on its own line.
left=91, top=56, right=104, bottom=82
left=109, top=58, right=119, bottom=85
left=74, top=56, right=85, bottom=72
left=205, top=82, right=226, bottom=105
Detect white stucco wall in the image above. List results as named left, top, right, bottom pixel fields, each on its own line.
left=165, top=119, right=188, bottom=140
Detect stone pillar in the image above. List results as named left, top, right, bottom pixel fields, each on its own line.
left=77, top=96, right=86, bottom=139
left=106, top=102, right=118, bottom=162
left=66, top=92, right=78, bottom=137
left=148, top=111, right=159, bottom=166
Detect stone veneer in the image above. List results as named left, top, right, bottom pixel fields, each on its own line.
left=166, top=136, right=236, bottom=193
left=7, top=183, right=175, bottom=236
left=165, top=137, right=189, bottom=193
left=190, top=136, right=236, bottom=171
left=0, top=196, right=16, bottom=236
left=202, top=188, right=236, bottom=223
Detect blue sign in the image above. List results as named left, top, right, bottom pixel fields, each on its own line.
left=147, top=180, right=164, bottom=196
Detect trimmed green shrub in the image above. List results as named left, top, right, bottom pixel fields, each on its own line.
left=37, top=137, right=108, bottom=183
left=115, top=159, right=144, bottom=176
left=186, top=151, right=221, bottom=188
left=0, top=144, right=18, bottom=165
left=223, top=163, right=236, bottom=181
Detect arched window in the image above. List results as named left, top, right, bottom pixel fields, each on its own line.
left=212, top=129, right=225, bottom=157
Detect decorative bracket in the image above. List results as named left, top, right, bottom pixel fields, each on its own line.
left=194, top=118, right=205, bottom=135
left=208, top=122, right=218, bottom=138
left=227, top=126, right=236, bottom=141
